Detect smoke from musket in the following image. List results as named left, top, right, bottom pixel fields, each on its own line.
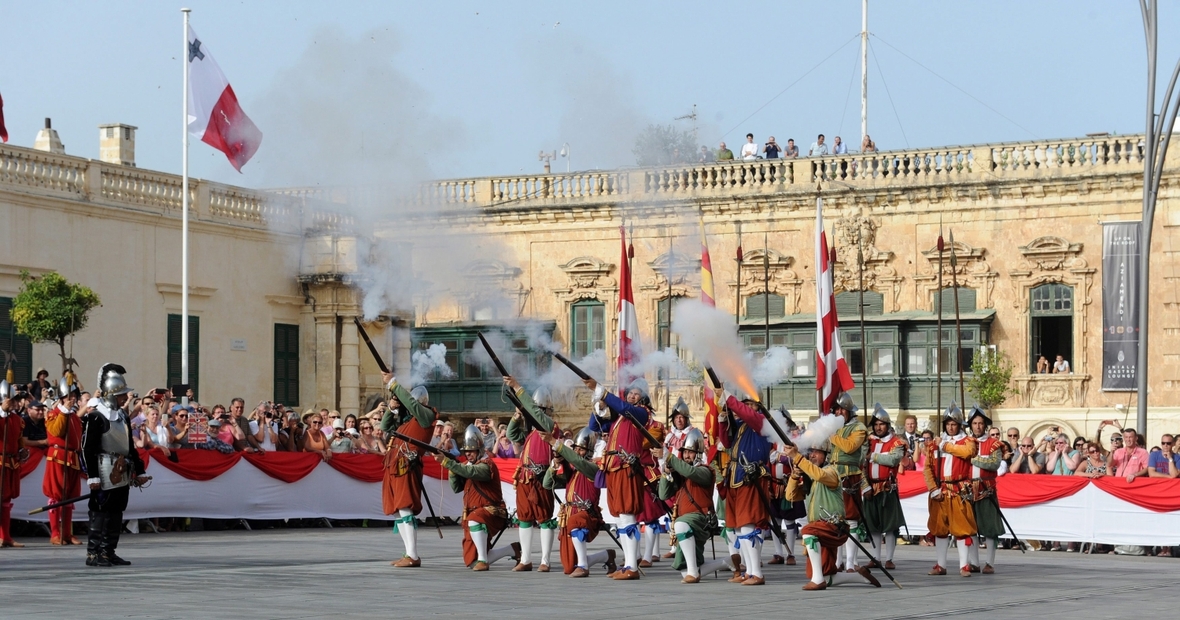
left=671, top=298, right=759, bottom=399
left=794, top=413, right=845, bottom=451
left=409, top=343, right=455, bottom=387
left=751, top=347, right=794, bottom=389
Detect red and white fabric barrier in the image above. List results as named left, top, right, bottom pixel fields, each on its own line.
left=11, top=449, right=1180, bottom=545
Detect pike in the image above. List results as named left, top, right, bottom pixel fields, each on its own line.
left=704, top=366, right=794, bottom=447
left=475, top=333, right=543, bottom=434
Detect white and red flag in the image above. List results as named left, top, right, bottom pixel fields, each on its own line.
left=187, top=25, right=262, bottom=172
left=0, top=91, right=8, bottom=143
left=815, top=195, right=854, bottom=413
left=617, top=225, right=639, bottom=389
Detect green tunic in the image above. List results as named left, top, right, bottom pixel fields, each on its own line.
left=971, top=446, right=1005, bottom=538
left=442, top=458, right=493, bottom=493
left=379, top=381, right=436, bottom=434
left=658, top=455, right=715, bottom=571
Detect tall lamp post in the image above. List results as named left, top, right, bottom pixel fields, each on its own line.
left=1136, top=0, right=1180, bottom=433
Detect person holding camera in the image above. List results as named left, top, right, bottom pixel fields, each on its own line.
left=1, top=387, right=31, bottom=547
left=277, top=411, right=304, bottom=451
left=250, top=402, right=279, bottom=452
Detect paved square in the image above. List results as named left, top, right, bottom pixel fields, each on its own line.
left=0, top=527, right=1171, bottom=619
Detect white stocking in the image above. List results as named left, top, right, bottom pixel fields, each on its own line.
left=468, top=521, right=488, bottom=563
left=770, top=527, right=785, bottom=557
left=957, top=538, right=971, bottom=570
left=737, top=525, right=763, bottom=578
left=398, top=509, right=418, bottom=559
left=642, top=526, right=656, bottom=561
left=804, top=537, right=825, bottom=584
left=572, top=537, right=589, bottom=569
left=885, top=532, right=897, bottom=562
left=967, top=535, right=980, bottom=567
left=517, top=524, right=533, bottom=565
left=784, top=523, right=796, bottom=557
left=586, top=549, right=610, bottom=567
left=700, top=556, right=732, bottom=576
left=488, top=543, right=516, bottom=565
left=985, top=537, right=998, bottom=566
left=616, top=513, right=640, bottom=570
left=539, top=526, right=555, bottom=567
left=675, top=521, right=699, bottom=577
left=935, top=536, right=950, bottom=569
left=844, top=520, right=859, bottom=568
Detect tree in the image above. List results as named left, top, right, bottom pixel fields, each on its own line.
left=9, top=271, right=101, bottom=375
left=632, top=124, right=699, bottom=166
left=967, top=348, right=1017, bottom=410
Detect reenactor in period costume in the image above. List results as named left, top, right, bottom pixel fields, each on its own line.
left=504, top=377, right=559, bottom=572
left=637, top=415, right=669, bottom=567
left=862, top=403, right=906, bottom=569
left=0, top=381, right=29, bottom=548
left=44, top=375, right=84, bottom=545
left=924, top=402, right=979, bottom=577
left=379, top=371, right=439, bottom=567
left=663, top=398, right=692, bottom=460
left=657, top=428, right=734, bottom=583
left=82, top=364, right=149, bottom=566
left=543, top=427, right=617, bottom=577
left=784, top=440, right=881, bottom=591
left=718, top=394, right=775, bottom=586
left=585, top=377, right=655, bottom=580
left=966, top=405, right=1004, bottom=574
left=827, top=391, right=869, bottom=571
left=437, top=426, right=520, bottom=571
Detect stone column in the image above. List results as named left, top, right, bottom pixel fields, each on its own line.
left=339, top=319, right=361, bottom=417
left=299, top=303, right=317, bottom=411
left=392, top=319, right=412, bottom=384
left=314, top=312, right=338, bottom=411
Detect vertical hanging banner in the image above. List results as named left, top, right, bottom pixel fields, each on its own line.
left=1102, top=222, right=1141, bottom=391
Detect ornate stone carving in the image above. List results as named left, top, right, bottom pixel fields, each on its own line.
left=1013, top=374, right=1090, bottom=409
left=726, top=248, right=805, bottom=314
left=553, top=256, right=617, bottom=303
left=914, top=237, right=999, bottom=310
left=1008, top=236, right=1095, bottom=380
left=457, top=259, right=527, bottom=318
left=830, top=212, right=905, bottom=312
left=638, top=250, right=700, bottom=298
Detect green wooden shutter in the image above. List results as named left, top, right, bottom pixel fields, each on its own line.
left=274, top=324, right=299, bottom=406
left=746, top=293, right=785, bottom=319
left=167, top=314, right=199, bottom=399
left=571, top=301, right=605, bottom=358
left=835, top=291, right=883, bottom=319
left=0, top=297, right=34, bottom=385
left=938, top=287, right=976, bottom=314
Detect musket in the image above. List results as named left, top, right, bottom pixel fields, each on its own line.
left=476, top=333, right=544, bottom=434
left=488, top=509, right=516, bottom=550
left=353, top=317, right=390, bottom=374
left=29, top=492, right=92, bottom=515
left=705, top=365, right=794, bottom=447
left=552, top=351, right=661, bottom=448
left=387, top=429, right=445, bottom=539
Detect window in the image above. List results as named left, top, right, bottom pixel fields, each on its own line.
left=1030, top=283, right=1073, bottom=372
left=835, top=291, right=884, bottom=319
left=839, top=326, right=897, bottom=377
left=571, top=301, right=605, bottom=358
left=936, top=287, right=977, bottom=314
left=745, top=293, right=785, bottom=319
left=411, top=324, right=554, bottom=413
left=903, top=324, right=984, bottom=376
left=656, top=297, right=684, bottom=350
left=167, top=314, right=199, bottom=399
left=273, top=324, right=299, bottom=406
left=0, top=297, right=33, bottom=385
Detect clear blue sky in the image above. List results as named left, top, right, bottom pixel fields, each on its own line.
left=2, top=1, right=1176, bottom=188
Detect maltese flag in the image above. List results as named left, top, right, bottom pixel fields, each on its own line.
left=187, top=25, right=262, bottom=172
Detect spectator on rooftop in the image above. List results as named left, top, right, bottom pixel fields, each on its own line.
left=741, top=133, right=759, bottom=160
left=861, top=134, right=876, bottom=153
left=809, top=134, right=829, bottom=157
left=762, top=136, right=783, bottom=159
left=698, top=146, right=713, bottom=163
left=1052, top=355, right=1071, bottom=374
left=832, top=136, right=847, bottom=155
left=784, top=138, right=799, bottom=159
left=1036, top=354, right=1050, bottom=373
left=716, top=142, right=734, bottom=161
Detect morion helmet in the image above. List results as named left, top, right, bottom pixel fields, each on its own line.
left=682, top=428, right=708, bottom=457
left=572, top=427, right=598, bottom=451
left=967, top=404, right=992, bottom=428
left=943, top=401, right=964, bottom=426
left=410, top=386, right=429, bottom=406
left=671, top=397, right=691, bottom=423
left=97, top=363, right=132, bottom=409
left=59, top=374, right=81, bottom=397
left=0, top=379, right=10, bottom=400
left=834, top=391, right=858, bottom=414
left=871, top=402, right=891, bottom=425
left=625, top=378, right=650, bottom=400
left=461, top=425, right=484, bottom=452
left=778, top=404, right=797, bottom=431
left=532, top=386, right=553, bottom=410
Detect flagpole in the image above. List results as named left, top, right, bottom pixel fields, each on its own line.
left=666, top=229, right=673, bottom=427
left=949, top=230, right=966, bottom=407
left=857, top=227, right=869, bottom=426
left=763, top=232, right=771, bottom=406
left=735, top=221, right=743, bottom=327
left=936, top=222, right=944, bottom=418
left=181, top=8, right=191, bottom=404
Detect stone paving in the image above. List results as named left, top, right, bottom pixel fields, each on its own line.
left=0, top=526, right=1172, bottom=619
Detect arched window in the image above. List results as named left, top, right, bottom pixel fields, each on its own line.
left=1030, top=283, right=1073, bottom=372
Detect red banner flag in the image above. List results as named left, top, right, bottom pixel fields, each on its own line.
left=815, top=196, right=854, bottom=414
left=617, top=225, right=638, bottom=389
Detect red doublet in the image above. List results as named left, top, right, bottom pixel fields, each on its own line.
left=44, top=408, right=83, bottom=500
left=972, top=436, right=1002, bottom=482
left=514, top=429, right=556, bottom=524
left=382, top=415, right=435, bottom=516
left=934, top=434, right=974, bottom=483
left=1, top=414, right=23, bottom=502
left=867, top=435, right=905, bottom=483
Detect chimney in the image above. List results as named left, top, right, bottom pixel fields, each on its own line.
left=33, top=118, right=66, bottom=154
left=98, top=123, right=137, bottom=167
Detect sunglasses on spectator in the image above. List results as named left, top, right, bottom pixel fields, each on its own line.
left=1163, top=441, right=1174, bottom=446
left=1021, top=443, right=1034, bottom=448
left=1087, top=448, right=1099, bottom=454
left=310, top=420, right=322, bottom=425
left=1007, top=433, right=1019, bottom=438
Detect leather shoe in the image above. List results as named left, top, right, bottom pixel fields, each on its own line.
left=741, top=575, right=765, bottom=586
left=968, top=564, right=981, bottom=573
left=682, top=574, right=701, bottom=584
left=85, top=553, right=99, bottom=567
left=982, top=564, right=995, bottom=575
left=569, top=567, right=589, bottom=578
left=513, top=562, right=533, bottom=572
left=959, top=567, right=972, bottom=577
left=106, top=553, right=131, bottom=566
left=728, top=571, right=747, bottom=583
left=537, top=564, right=550, bottom=573
left=856, top=565, right=881, bottom=588
left=472, top=561, right=490, bottom=571
left=769, top=555, right=785, bottom=565
left=928, top=564, right=947, bottom=575
left=66, top=537, right=82, bottom=545
left=604, top=550, right=617, bottom=574
left=638, top=559, right=652, bottom=568
left=50, top=536, right=64, bottom=546
left=884, top=560, right=896, bottom=570
left=1, top=540, right=24, bottom=548
left=785, top=555, right=796, bottom=566
left=611, top=568, right=640, bottom=580
left=391, top=556, right=421, bottom=567
left=92, top=554, right=113, bottom=567
left=802, top=580, right=828, bottom=591
left=661, top=551, right=675, bottom=559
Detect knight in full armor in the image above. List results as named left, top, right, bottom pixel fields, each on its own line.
left=923, top=401, right=979, bottom=577
left=543, top=427, right=617, bottom=577
left=378, top=371, right=438, bottom=567
left=504, top=376, right=559, bottom=572
left=44, top=374, right=85, bottom=545
left=862, top=403, right=907, bottom=569
left=965, top=405, right=1004, bottom=574
left=82, top=363, right=149, bottom=566
left=827, top=391, right=869, bottom=571
left=436, top=425, right=520, bottom=571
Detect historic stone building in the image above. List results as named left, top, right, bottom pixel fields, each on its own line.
left=2, top=126, right=1178, bottom=442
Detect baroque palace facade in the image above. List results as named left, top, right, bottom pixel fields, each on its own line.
left=2, top=125, right=1179, bottom=441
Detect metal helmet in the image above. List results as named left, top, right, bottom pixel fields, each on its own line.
left=943, top=400, right=964, bottom=426
left=671, top=397, right=691, bottom=423
left=532, top=386, right=553, bottom=410
left=682, top=428, right=708, bottom=456
left=0, top=379, right=9, bottom=400
left=871, top=403, right=891, bottom=425
left=778, top=404, right=797, bottom=430
left=410, top=386, right=429, bottom=406
left=461, top=425, right=484, bottom=452
left=572, top=427, right=598, bottom=451
left=97, top=363, right=132, bottom=408
left=967, top=404, right=992, bottom=428
left=834, top=391, right=858, bottom=414
left=625, top=378, right=650, bottom=400
left=811, top=438, right=832, bottom=454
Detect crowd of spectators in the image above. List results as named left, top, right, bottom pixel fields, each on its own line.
left=685, top=132, right=878, bottom=166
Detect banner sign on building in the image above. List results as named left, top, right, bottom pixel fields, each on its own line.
left=1102, top=222, right=1141, bottom=391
